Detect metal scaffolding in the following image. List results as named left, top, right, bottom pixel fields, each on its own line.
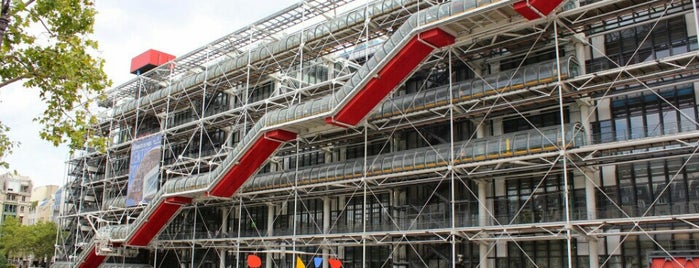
left=54, top=0, right=699, bottom=267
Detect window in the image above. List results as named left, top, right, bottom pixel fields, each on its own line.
left=503, top=109, right=569, bottom=134
left=200, top=128, right=227, bottom=157
left=334, top=193, right=390, bottom=233
left=397, top=62, right=474, bottom=96
left=594, top=16, right=689, bottom=70
left=500, top=48, right=561, bottom=72
left=286, top=148, right=326, bottom=169
left=169, top=108, right=195, bottom=127
left=291, top=199, right=323, bottom=235
left=598, top=158, right=699, bottom=218
left=595, top=85, right=697, bottom=142
left=160, top=208, right=195, bottom=240
left=249, top=82, right=274, bottom=103
left=237, top=206, right=267, bottom=237
left=396, top=120, right=474, bottom=151
left=494, top=240, right=578, bottom=268
left=345, top=140, right=386, bottom=160
left=112, top=125, right=133, bottom=145
left=343, top=246, right=391, bottom=268
left=491, top=174, right=572, bottom=224
left=593, top=158, right=699, bottom=266
left=4, top=204, right=16, bottom=213
left=136, top=116, right=160, bottom=138
left=204, top=91, right=230, bottom=117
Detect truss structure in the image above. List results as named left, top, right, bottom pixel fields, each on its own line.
left=54, top=0, right=699, bottom=267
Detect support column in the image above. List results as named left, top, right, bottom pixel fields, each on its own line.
left=573, top=33, right=587, bottom=73
left=491, top=118, right=503, bottom=136
left=324, top=146, right=333, bottom=164
left=584, top=169, right=597, bottom=220
left=221, top=207, right=229, bottom=268
left=480, top=243, right=489, bottom=268
left=266, top=204, right=275, bottom=268
left=222, top=207, right=229, bottom=236
left=337, top=196, right=346, bottom=264
left=267, top=204, right=275, bottom=236
left=392, top=189, right=407, bottom=265
left=473, top=119, right=487, bottom=139
left=588, top=237, right=600, bottom=268
left=323, top=197, right=330, bottom=268
left=584, top=168, right=599, bottom=268
left=577, top=98, right=593, bottom=145
left=219, top=249, right=226, bottom=268
left=478, top=180, right=490, bottom=268
left=478, top=181, right=488, bottom=227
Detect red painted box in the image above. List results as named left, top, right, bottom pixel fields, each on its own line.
left=130, top=49, right=175, bottom=74
left=513, top=0, right=564, bottom=20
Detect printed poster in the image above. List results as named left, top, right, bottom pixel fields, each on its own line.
left=126, top=134, right=162, bottom=207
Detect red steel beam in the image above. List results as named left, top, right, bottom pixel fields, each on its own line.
left=209, top=129, right=297, bottom=197
left=513, top=0, right=564, bottom=20
left=127, top=197, right=192, bottom=246
left=325, top=28, right=455, bottom=127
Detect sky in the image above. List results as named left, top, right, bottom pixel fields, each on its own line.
left=0, top=0, right=297, bottom=187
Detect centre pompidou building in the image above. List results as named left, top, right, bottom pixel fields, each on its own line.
left=53, top=0, right=699, bottom=267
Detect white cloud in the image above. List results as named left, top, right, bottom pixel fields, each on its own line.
left=0, top=0, right=298, bottom=186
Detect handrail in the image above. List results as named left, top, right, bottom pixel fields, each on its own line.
left=373, top=56, right=579, bottom=119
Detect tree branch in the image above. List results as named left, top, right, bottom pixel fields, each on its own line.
left=0, top=74, right=28, bottom=89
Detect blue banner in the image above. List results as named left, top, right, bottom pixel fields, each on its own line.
left=126, top=134, right=162, bottom=207
left=54, top=187, right=62, bottom=212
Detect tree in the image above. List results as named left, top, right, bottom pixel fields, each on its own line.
left=28, top=221, right=56, bottom=263
left=0, top=217, right=57, bottom=266
left=0, top=216, right=29, bottom=259
left=0, top=0, right=111, bottom=166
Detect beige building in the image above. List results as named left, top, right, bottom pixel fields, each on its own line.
left=0, top=172, right=33, bottom=224
left=28, top=185, right=59, bottom=225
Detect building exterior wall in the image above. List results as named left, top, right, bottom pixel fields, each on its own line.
left=0, top=173, right=33, bottom=225
left=53, top=0, right=699, bottom=267
left=28, top=185, right=59, bottom=225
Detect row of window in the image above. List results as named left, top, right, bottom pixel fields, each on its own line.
left=587, top=13, right=697, bottom=72
left=168, top=91, right=230, bottom=128
left=156, top=156, right=699, bottom=240
left=592, top=85, right=698, bottom=143
left=162, top=128, right=228, bottom=165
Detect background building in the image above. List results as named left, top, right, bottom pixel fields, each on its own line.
left=28, top=185, right=60, bottom=225
left=0, top=172, right=33, bottom=224
left=53, top=0, right=699, bottom=267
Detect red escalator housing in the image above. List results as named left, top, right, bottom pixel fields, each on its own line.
left=79, top=246, right=106, bottom=268
left=326, top=28, right=455, bottom=127
left=513, top=0, right=564, bottom=20
left=127, top=196, right=192, bottom=246
left=209, top=129, right=297, bottom=197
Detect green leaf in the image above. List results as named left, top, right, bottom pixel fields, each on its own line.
left=0, top=0, right=111, bottom=164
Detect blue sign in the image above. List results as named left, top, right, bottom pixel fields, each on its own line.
left=313, top=257, right=323, bottom=267
left=126, top=134, right=162, bottom=207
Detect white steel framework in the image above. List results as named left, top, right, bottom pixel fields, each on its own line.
left=54, top=0, right=699, bottom=267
